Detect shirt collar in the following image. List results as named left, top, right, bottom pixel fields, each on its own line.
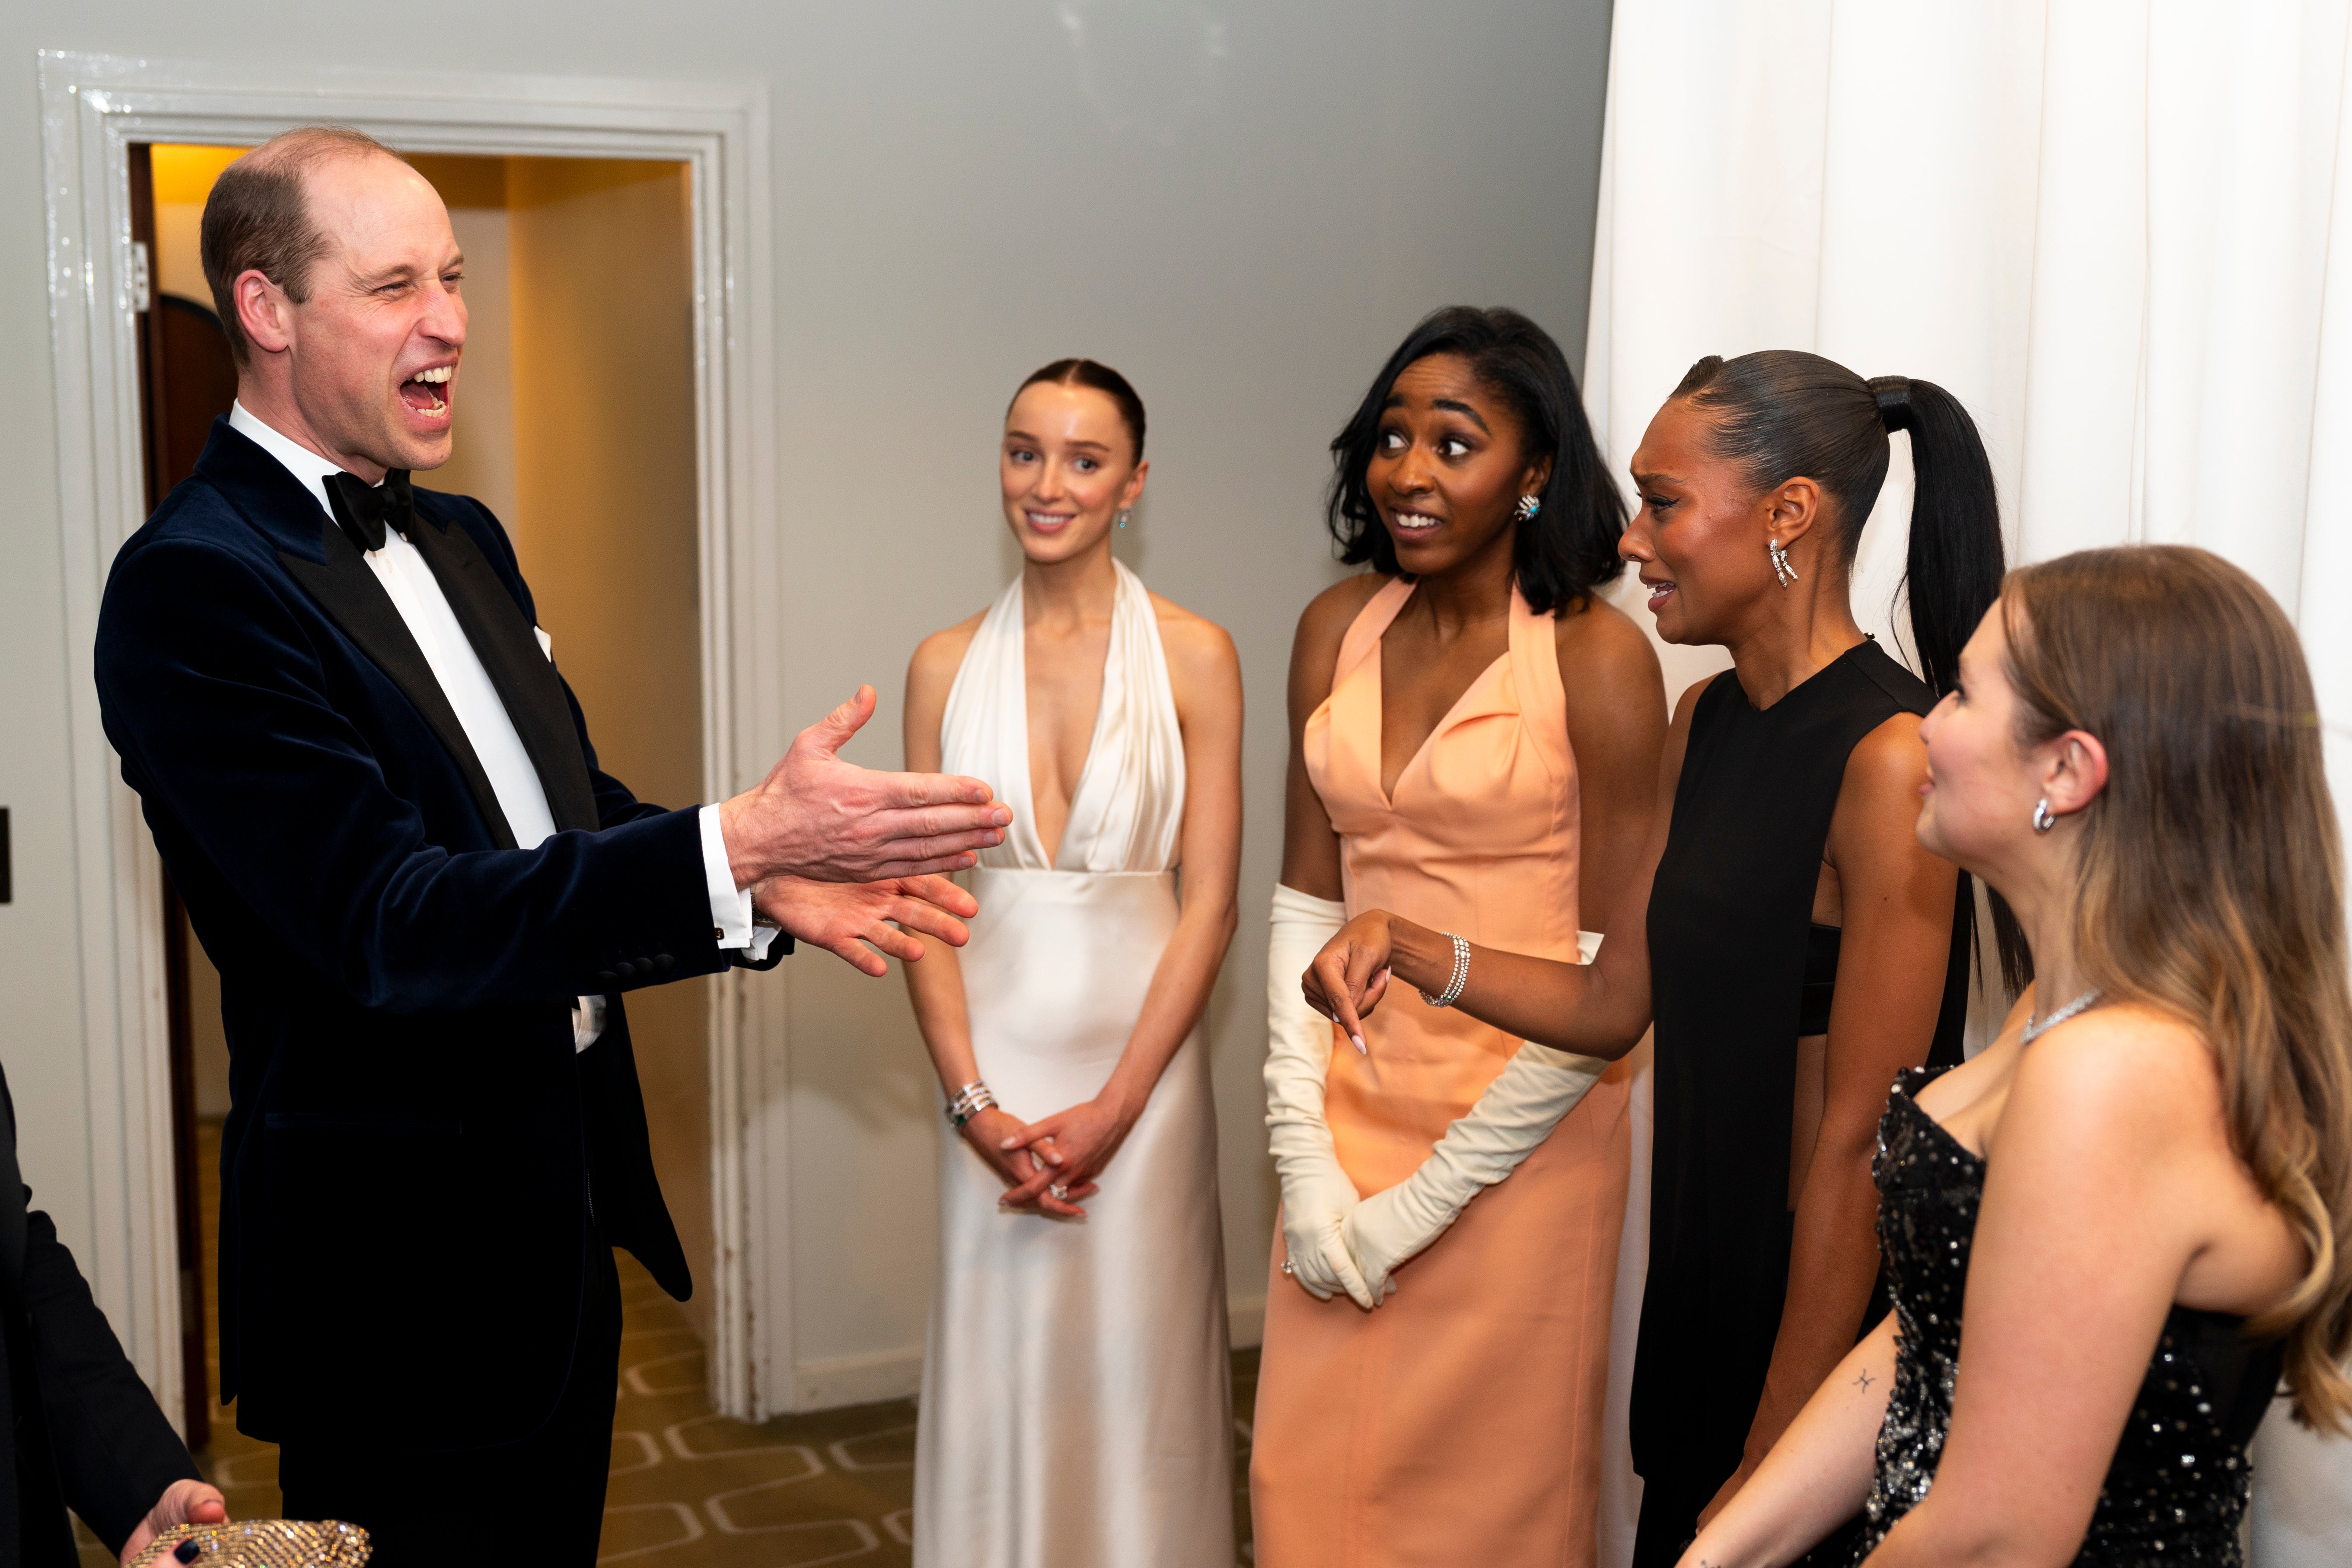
left=227, top=400, right=373, bottom=523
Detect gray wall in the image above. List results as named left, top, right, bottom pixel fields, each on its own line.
left=0, top=0, right=1614, bottom=1395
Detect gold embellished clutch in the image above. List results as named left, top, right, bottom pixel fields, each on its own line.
left=127, top=1521, right=371, bottom=1568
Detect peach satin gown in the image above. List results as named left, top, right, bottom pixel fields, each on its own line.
left=1251, top=578, right=1633, bottom=1568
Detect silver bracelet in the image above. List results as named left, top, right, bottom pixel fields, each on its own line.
left=945, top=1080, right=996, bottom=1128
left=1418, top=931, right=1472, bottom=1009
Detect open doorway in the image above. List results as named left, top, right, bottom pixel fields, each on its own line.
left=132, top=144, right=708, bottom=1488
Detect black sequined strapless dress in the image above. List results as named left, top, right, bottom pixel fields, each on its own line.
left=1855, top=1068, right=2283, bottom=1566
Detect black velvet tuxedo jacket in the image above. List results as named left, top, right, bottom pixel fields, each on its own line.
left=0, top=1060, right=199, bottom=1564
left=95, top=418, right=781, bottom=1449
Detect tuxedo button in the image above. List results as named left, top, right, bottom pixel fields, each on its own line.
left=596, top=969, right=618, bottom=986
left=654, top=953, right=676, bottom=973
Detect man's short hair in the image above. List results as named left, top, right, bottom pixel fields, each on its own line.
left=200, top=125, right=406, bottom=366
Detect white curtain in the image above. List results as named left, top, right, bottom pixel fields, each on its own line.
left=1584, top=4, right=2352, bottom=1565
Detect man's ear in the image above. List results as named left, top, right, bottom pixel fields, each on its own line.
left=235, top=268, right=293, bottom=357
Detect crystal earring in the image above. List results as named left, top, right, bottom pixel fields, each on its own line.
left=2032, top=798, right=2057, bottom=833
left=1769, top=537, right=1799, bottom=586
left=1514, top=494, right=1542, bottom=523
left=1115, top=508, right=1131, bottom=529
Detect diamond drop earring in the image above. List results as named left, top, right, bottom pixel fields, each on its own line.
left=1769, top=537, right=1799, bottom=586
left=1115, top=508, right=1131, bottom=529
left=1514, top=494, right=1542, bottom=523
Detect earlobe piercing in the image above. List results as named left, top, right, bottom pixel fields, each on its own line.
left=1769, top=537, right=1799, bottom=587
left=2032, top=798, right=2057, bottom=833
left=1515, top=494, right=1542, bottom=523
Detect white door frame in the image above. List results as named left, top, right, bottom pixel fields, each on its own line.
left=35, top=49, right=789, bottom=1428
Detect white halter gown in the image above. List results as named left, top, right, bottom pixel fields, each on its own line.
left=913, top=561, right=1236, bottom=1568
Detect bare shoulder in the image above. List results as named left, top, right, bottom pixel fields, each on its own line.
left=1552, top=591, right=1659, bottom=674
left=1841, top=709, right=1929, bottom=800
left=1148, top=590, right=1241, bottom=680
left=906, top=608, right=989, bottom=704
left=1297, top=571, right=1387, bottom=645
left=2009, top=1003, right=2221, bottom=1146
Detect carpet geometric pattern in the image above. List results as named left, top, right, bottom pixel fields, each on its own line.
left=76, top=1121, right=1259, bottom=1564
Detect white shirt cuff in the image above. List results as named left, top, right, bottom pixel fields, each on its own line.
left=573, top=994, right=607, bottom=1053
left=699, top=803, right=777, bottom=959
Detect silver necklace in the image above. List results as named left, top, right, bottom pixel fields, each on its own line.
left=2021, top=988, right=2101, bottom=1045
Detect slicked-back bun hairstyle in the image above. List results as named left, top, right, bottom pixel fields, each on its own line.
left=1008, top=358, right=1147, bottom=463
left=1326, top=306, right=1625, bottom=616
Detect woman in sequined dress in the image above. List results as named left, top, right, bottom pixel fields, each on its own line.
left=1674, top=545, right=2352, bottom=1568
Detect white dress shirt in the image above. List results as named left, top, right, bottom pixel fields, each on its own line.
left=228, top=402, right=771, bottom=1048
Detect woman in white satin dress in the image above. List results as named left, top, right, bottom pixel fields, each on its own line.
left=901, top=359, right=1245, bottom=1568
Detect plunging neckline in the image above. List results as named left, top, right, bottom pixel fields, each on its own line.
left=1017, top=581, right=1119, bottom=870
left=1373, top=583, right=1512, bottom=806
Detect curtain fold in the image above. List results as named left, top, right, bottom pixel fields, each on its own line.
left=1585, top=5, right=2352, bottom=1563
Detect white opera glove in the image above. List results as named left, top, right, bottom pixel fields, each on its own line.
left=1342, top=931, right=1609, bottom=1303
left=1265, top=884, right=1377, bottom=1309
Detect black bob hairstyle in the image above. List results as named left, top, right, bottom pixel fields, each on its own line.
left=1008, top=357, right=1147, bottom=462
left=1326, top=306, right=1625, bottom=616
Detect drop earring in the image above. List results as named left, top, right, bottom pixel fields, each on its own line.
left=1769, top=537, right=1799, bottom=586
left=1514, top=494, right=1542, bottom=523
left=1116, top=508, right=1131, bottom=529
left=2032, top=798, right=2057, bottom=833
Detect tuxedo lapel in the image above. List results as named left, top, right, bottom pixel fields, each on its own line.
left=404, top=514, right=601, bottom=834
left=278, top=520, right=520, bottom=850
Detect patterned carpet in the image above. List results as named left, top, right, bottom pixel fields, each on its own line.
left=77, top=1121, right=1259, bottom=1565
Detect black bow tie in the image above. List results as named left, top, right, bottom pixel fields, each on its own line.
left=324, top=469, right=415, bottom=555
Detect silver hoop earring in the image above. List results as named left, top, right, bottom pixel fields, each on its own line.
left=1115, top=508, right=1131, bottom=529
left=1514, top=494, right=1542, bottom=523
left=2032, top=798, right=2057, bottom=833
left=1769, top=538, right=1799, bottom=587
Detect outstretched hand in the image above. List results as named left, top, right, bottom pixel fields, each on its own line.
left=720, top=686, right=1012, bottom=886
left=119, top=1478, right=228, bottom=1565
left=1302, top=911, right=1399, bottom=1054
left=754, top=873, right=978, bottom=977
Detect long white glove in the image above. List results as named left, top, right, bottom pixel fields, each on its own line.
left=1341, top=931, right=1610, bottom=1302
left=1265, top=884, right=1376, bottom=1308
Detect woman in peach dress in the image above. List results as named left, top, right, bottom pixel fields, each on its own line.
left=1252, top=308, right=1666, bottom=1566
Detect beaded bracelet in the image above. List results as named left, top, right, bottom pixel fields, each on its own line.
left=1418, top=931, right=1472, bottom=1009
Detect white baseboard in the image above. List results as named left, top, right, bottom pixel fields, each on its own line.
left=787, top=1289, right=1270, bottom=1414
left=789, top=1346, right=925, bottom=1412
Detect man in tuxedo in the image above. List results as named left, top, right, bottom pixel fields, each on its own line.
left=93, top=126, right=1008, bottom=1563
left=0, top=1057, right=228, bottom=1565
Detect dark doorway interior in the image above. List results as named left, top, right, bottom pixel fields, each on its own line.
left=129, top=141, right=239, bottom=1450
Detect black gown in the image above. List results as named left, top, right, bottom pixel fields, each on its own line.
left=1631, top=639, right=1970, bottom=1567
left=1860, top=1069, right=2280, bottom=1565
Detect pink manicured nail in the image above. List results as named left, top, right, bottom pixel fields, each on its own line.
left=1351, top=1034, right=1367, bottom=1054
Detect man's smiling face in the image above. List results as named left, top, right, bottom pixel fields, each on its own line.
left=275, top=152, right=467, bottom=476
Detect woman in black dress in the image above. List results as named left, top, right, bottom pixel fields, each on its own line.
left=1674, top=545, right=2352, bottom=1568
left=1304, top=351, right=2015, bottom=1564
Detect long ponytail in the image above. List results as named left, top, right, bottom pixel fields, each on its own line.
left=1673, top=351, right=2027, bottom=992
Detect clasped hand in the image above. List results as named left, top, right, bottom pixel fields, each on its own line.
left=719, top=685, right=1014, bottom=973
left=962, top=1097, right=1140, bottom=1221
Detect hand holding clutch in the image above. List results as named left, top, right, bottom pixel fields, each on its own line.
left=1342, top=932, right=1609, bottom=1303
left=1264, top=885, right=1376, bottom=1309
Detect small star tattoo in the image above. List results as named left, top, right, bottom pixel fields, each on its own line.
left=1854, top=1369, right=1875, bottom=1390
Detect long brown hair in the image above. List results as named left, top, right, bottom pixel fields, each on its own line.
left=2003, top=545, right=2352, bottom=1429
